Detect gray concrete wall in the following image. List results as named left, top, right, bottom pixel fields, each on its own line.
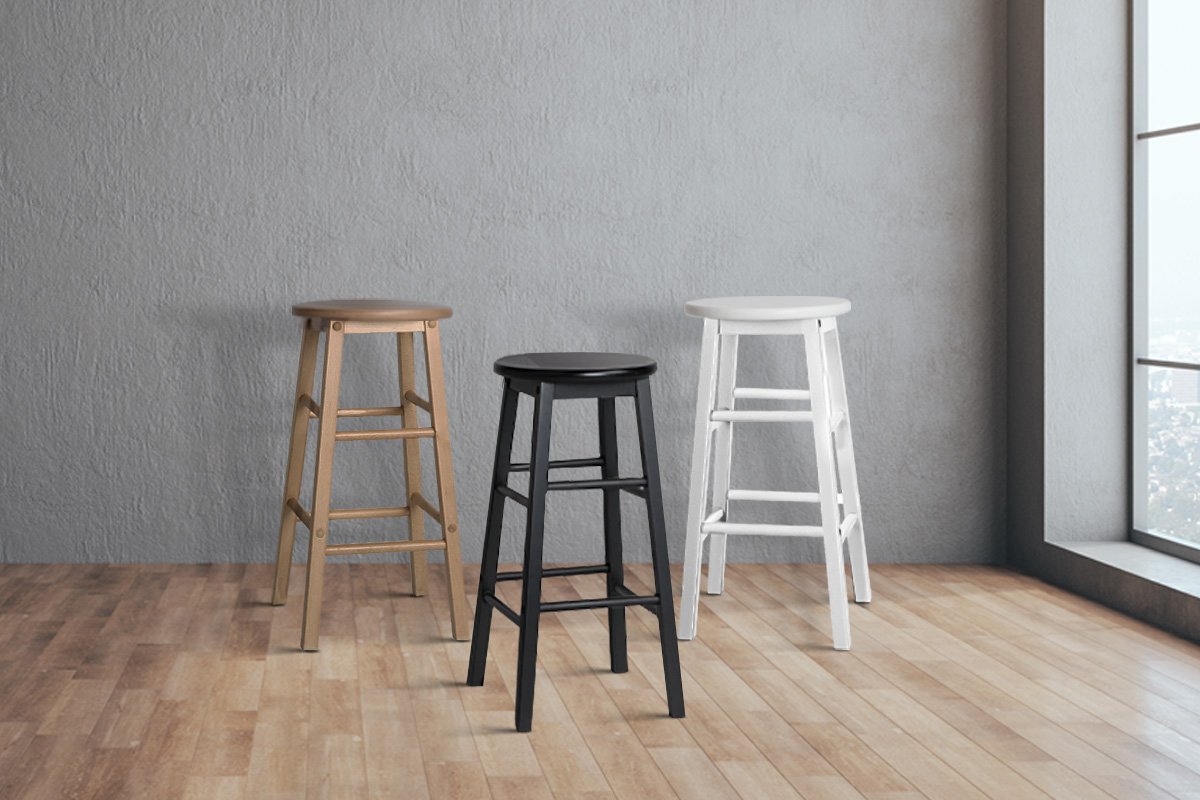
left=1, top=1, right=1006, bottom=565
left=1044, top=0, right=1128, bottom=543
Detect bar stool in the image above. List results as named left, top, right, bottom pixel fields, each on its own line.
left=466, top=353, right=686, bottom=732
left=272, top=299, right=470, bottom=650
left=679, top=296, right=870, bottom=650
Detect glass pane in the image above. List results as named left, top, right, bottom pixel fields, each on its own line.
left=1146, top=366, right=1200, bottom=544
left=1146, top=132, right=1200, bottom=360
left=1147, top=0, right=1200, bottom=131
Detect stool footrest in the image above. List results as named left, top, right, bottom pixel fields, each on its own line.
left=547, top=477, right=646, bottom=491
left=403, top=390, right=432, bottom=413
left=497, top=486, right=530, bottom=507
left=711, top=409, right=813, bottom=423
left=702, top=521, right=824, bottom=537
left=483, top=593, right=522, bottom=626
left=727, top=489, right=844, bottom=504
left=732, top=387, right=811, bottom=400
left=410, top=492, right=443, bottom=524
left=299, top=394, right=321, bottom=418
left=326, top=540, right=446, bottom=556
left=839, top=513, right=859, bottom=541
left=337, top=405, right=406, bottom=418
left=541, top=591, right=659, bottom=613
left=335, top=427, right=435, bottom=441
left=286, top=498, right=312, bottom=530
left=495, top=564, right=609, bottom=582
left=328, top=505, right=410, bottom=520
left=508, top=457, right=604, bottom=473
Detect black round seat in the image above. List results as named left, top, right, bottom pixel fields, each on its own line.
left=494, top=352, right=657, bottom=382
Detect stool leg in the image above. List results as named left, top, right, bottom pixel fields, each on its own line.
left=633, top=379, right=685, bottom=718
left=301, top=322, right=345, bottom=651
left=466, top=381, right=520, bottom=686
left=707, top=332, right=739, bottom=596
left=273, top=319, right=320, bottom=605
left=598, top=397, right=627, bottom=674
left=804, top=319, right=851, bottom=650
left=516, top=383, right=554, bottom=732
left=422, top=321, right=470, bottom=641
left=397, top=332, right=428, bottom=597
left=823, top=322, right=871, bottom=603
left=680, top=318, right=720, bottom=640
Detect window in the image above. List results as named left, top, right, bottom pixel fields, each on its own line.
left=1132, top=0, right=1200, bottom=558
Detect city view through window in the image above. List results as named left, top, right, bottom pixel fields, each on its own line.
left=1140, top=1, right=1200, bottom=546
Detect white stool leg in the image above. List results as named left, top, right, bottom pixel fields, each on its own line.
left=804, top=318, right=850, bottom=650
left=680, top=318, right=720, bottom=640
left=706, top=332, right=739, bottom=595
left=823, top=321, right=870, bottom=603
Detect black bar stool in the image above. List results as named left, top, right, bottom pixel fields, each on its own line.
left=466, top=352, right=686, bottom=732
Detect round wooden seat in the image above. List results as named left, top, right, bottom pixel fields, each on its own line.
left=684, top=295, right=851, bottom=321
left=494, top=352, right=657, bottom=382
left=292, top=298, right=452, bottom=322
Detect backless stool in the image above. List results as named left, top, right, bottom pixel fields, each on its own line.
left=679, top=297, right=870, bottom=650
left=273, top=299, right=470, bottom=650
left=467, top=353, right=686, bottom=732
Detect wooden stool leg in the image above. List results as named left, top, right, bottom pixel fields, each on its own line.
left=804, top=319, right=851, bottom=651
left=273, top=319, right=321, bottom=605
left=467, top=381, right=521, bottom=686
left=634, top=379, right=685, bottom=718
left=706, top=332, right=739, bottom=596
left=397, top=332, right=428, bottom=597
left=301, top=322, right=345, bottom=652
left=422, top=320, right=470, bottom=641
left=598, top=397, right=627, bottom=674
left=516, top=383, right=554, bottom=732
left=823, top=322, right=871, bottom=603
left=680, top=318, right=720, bottom=640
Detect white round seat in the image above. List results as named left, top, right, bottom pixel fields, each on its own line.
left=684, top=295, right=851, bottom=321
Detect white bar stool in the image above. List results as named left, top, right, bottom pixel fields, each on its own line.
left=679, top=296, right=870, bottom=650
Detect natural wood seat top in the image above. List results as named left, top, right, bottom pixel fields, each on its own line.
left=292, top=298, right=452, bottom=322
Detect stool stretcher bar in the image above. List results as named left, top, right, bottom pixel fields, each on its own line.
left=732, top=387, right=811, bottom=400
left=495, top=564, right=609, bottom=582
left=727, top=489, right=844, bottom=504
left=334, top=427, right=435, bottom=441
left=546, top=477, right=647, bottom=491
left=327, top=505, right=409, bottom=521
left=508, top=456, right=605, bottom=472
left=482, top=594, right=522, bottom=626
left=541, top=593, right=659, bottom=612
left=286, top=498, right=312, bottom=530
left=337, top=405, right=405, bottom=418
left=496, top=486, right=530, bottom=507
left=711, top=409, right=813, bottom=423
left=410, top=492, right=443, bottom=525
left=288, top=500, right=413, bottom=525
left=702, top=521, right=824, bottom=537
left=326, top=539, right=446, bottom=556
left=402, top=390, right=432, bottom=412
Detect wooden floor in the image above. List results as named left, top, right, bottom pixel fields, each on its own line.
left=3, top=563, right=1200, bottom=800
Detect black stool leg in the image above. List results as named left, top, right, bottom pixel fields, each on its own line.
left=598, top=397, right=628, bottom=674
left=515, top=382, right=555, bottom=732
left=467, top=381, right=521, bottom=686
left=633, top=378, right=686, bottom=719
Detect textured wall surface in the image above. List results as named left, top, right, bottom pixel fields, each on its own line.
left=0, top=1, right=1006, bottom=564
left=1044, top=0, right=1128, bottom=542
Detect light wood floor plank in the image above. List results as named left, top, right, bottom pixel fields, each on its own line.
left=5, top=563, right=1200, bottom=799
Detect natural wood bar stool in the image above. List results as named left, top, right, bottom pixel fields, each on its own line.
left=467, top=353, right=686, bottom=731
left=679, top=296, right=870, bottom=650
left=272, top=298, right=470, bottom=650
